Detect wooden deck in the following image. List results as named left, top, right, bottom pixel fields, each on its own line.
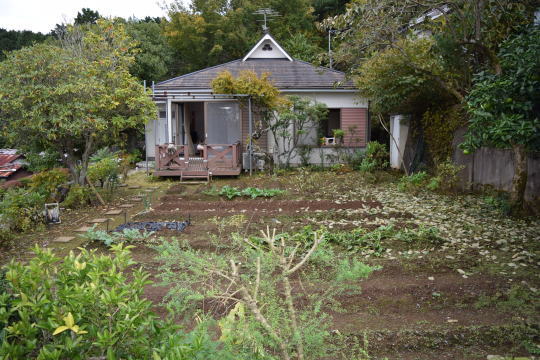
left=154, top=143, right=242, bottom=179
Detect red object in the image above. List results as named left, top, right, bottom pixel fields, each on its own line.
left=0, top=153, right=23, bottom=179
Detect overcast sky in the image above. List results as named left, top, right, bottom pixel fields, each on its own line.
left=0, top=0, right=170, bottom=33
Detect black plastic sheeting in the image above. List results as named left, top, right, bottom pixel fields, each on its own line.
left=112, top=221, right=190, bottom=233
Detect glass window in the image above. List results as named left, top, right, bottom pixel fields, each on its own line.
left=320, top=109, right=341, bottom=137
left=206, top=102, right=241, bottom=144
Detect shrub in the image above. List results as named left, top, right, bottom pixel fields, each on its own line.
left=342, top=149, right=365, bottom=169
left=155, top=228, right=378, bottom=359
left=87, top=157, right=120, bottom=189
left=28, top=168, right=69, bottom=201
left=62, top=184, right=92, bottom=208
left=0, top=245, right=228, bottom=359
left=89, top=147, right=119, bottom=162
left=358, top=141, right=389, bottom=172
left=24, top=150, right=62, bottom=172
left=427, top=159, right=465, bottom=192
left=0, top=187, right=45, bottom=234
left=397, top=171, right=430, bottom=193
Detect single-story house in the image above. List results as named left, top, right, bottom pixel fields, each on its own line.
left=146, top=33, right=369, bottom=179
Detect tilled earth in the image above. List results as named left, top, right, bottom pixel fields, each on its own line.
left=129, top=172, right=540, bottom=359
left=6, top=171, right=539, bottom=359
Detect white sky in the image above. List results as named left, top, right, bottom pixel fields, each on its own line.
left=0, top=0, right=170, bottom=33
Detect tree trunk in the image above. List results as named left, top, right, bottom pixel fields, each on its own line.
left=510, top=144, right=528, bottom=212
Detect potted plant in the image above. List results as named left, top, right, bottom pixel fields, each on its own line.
left=332, top=129, right=345, bottom=144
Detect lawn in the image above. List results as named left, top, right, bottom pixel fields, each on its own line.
left=3, top=169, right=539, bottom=359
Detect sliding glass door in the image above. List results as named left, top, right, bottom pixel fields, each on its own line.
left=205, top=102, right=241, bottom=144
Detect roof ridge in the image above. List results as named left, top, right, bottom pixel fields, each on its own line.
left=156, top=59, right=243, bottom=86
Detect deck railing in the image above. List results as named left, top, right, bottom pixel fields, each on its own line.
left=156, top=142, right=241, bottom=171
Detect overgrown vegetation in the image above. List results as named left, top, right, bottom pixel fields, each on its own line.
left=155, top=227, right=379, bottom=359
left=358, top=141, right=389, bottom=172
left=398, top=160, right=464, bottom=194
left=0, top=245, right=228, bottom=358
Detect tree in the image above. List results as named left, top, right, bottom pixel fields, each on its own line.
left=283, top=33, right=324, bottom=64
left=164, top=0, right=323, bottom=74
left=124, top=18, right=175, bottom=82
left=320, top=0, right=538, bottom=109
left=461, top=26, right=540, bottom=212
left=0, top=20, right=156, bottom=185
left=74, top=8, right=101, bottom=25
left=212, top=70, right=329, bottom=167
left=0, top=28, right=49, bottom=60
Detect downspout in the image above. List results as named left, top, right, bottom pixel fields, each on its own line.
left=167, top=98, right=173, bottom=143
left=248, top=96, right=253, bottom=176
left=367, top=100, right=371, bottom=144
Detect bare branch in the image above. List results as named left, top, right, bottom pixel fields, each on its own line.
left=288, top=232, right=323, bottom=275
left=253, top=256, right=261, bottom=302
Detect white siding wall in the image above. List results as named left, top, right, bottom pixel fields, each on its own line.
left=389, top=114, right=410, bottom=169
left=271, top=92, right=369, bottom=166
left=145, top=103, right=167, bottom=159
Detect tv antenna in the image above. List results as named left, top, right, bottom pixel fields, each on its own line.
left=253, top=8, right=281, bottom=33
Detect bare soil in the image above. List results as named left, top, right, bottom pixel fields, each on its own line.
left=3, top=171, right=539, bottom=359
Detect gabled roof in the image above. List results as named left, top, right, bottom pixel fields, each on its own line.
left=157, top=59, right=354, bottom=90
left=156, top=34, right=355, bottom=91
left=243, top=33, right=293, bottom=61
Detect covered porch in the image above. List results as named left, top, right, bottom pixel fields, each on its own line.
left=147, top=92, right=256, bottom=179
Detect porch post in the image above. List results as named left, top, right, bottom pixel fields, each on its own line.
left=248, top=96, right=253, bottom=176
left=167, top=98, right=173, bottom=143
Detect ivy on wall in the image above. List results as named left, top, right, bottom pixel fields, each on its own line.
left=421, top=106, right=466, bottom=164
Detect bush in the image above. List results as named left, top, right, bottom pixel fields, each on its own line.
left=62, top=184, right=92, bottom=208
left=87, top=157, right=120, bottom=189
left=427, top=159, right=464, bottom=192
left=24, top=150, right=62, bottom=173
left=0, top=245, right=229, bottom=359
left=0, top=187, right=45, bottom=235
left=342, top=149, right=365, bottom=169
left=397, top=171, right=430, bottom=193
left=358, top=141, right=389, bottom=172
left=28, top=168, right=69, bottom=201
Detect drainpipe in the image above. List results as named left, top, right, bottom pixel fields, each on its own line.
left=248, top=96, right=253, bottom=176
left=167, top=98, right=173, bottom=143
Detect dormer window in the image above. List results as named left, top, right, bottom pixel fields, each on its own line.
left=262, top=43, right=273, bottom=51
